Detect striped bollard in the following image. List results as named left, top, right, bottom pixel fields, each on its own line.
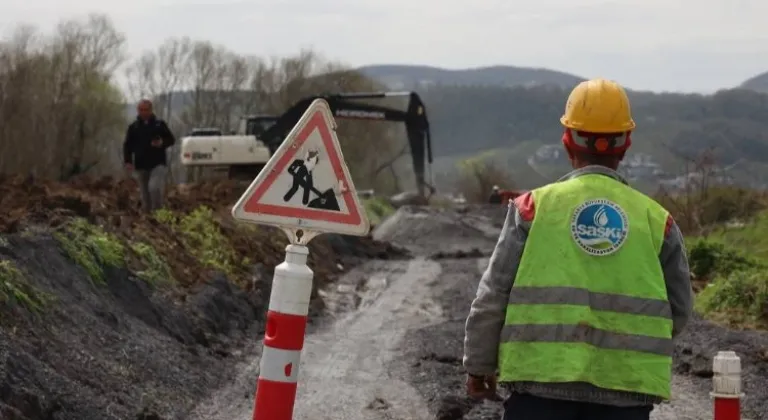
left=253, top=244, right=313, bottom=420
left=711, top=350, right=743, bottom=420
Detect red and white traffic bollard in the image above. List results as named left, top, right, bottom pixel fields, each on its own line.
left=252, top=244, right=313, bottom=420
left=711, top=350, right=744, bottom=420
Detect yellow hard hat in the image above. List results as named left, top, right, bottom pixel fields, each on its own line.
left=560, top=79, right=635, bottom=133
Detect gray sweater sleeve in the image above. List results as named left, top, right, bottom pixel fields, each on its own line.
left=463, top=204, right=530, bottom=376
left=659, top=218, right=694, bottom=337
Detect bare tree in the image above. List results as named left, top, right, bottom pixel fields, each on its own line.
left=0, top=14, right=127, bottom=179
left=125, top=52, right=159, bottom=101
left=155, top=37, right=192, bottom=122
left=653, top=149, right=747, bottom=234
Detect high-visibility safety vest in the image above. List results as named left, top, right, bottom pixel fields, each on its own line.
left=498, top=173, right=673, bottom=399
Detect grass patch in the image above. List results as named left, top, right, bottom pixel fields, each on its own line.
left=154, top=206, right=240, bottom=278
left=363, top=197, right=395, bottom=225
left=130, top=241, right=174, bottom=286
left=0, top=259, right=49, bottom=313
left=701, top=210, right=768, bottom=260
left=53, top=218, right=124, bottom=284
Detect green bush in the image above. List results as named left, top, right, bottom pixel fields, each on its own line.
left=687, top=238, right=763, bottom=280
left=696, top=269, right=768, bottom=328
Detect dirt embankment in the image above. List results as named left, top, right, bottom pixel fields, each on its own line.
left=0, top=175, right=406, bottom=420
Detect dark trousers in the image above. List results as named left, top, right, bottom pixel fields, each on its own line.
left=503, top=393, right=653, bottom=420
left=136, top=165, right=167, bottom=213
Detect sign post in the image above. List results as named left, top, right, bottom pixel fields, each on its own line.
left=231, top=99, right=370, bottom=420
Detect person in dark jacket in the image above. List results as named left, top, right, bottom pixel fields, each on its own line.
left=123, top=99, right=176, bottom=213
left=488, top=185, right=502, bottom=204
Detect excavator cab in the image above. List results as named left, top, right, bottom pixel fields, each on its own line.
left=239, top=115, right=279, bottom=137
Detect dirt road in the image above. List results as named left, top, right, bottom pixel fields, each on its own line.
left=190, top=205, right=766, bottom=420
left=188, top=259, right=444, bottom=420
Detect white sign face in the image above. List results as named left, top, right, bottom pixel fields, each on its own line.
left=231, top=99, right=370, bottom=237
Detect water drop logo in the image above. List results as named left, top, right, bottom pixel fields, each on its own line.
left=570, top=199, right=628, bottom=256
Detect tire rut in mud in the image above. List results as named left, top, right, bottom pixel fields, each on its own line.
left=293, top=259, right=442, bottom=420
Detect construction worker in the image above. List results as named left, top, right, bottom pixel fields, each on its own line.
left=123, top=99, right=176, bottom=213
left=463, top=79, right=693, bottom=420
left=488, top=185, right=502, bottom=204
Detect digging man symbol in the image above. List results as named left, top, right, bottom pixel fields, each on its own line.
left=282, top=148, right=341, bottom=211
left=284, top=149, right=319, bottom=205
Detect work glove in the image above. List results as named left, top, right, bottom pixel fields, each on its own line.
left=466, top=373, right=503, bottom=401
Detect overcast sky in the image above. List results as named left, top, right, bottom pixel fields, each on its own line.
left=1, top=0, right=766, bottom=93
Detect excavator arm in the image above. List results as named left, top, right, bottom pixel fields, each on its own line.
left=259, top=92, right=434, bottom=196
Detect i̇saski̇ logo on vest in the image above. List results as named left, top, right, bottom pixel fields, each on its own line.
left=570, top=199, right=628, bottom=256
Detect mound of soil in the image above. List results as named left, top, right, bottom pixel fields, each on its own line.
left=0, top=175, right=407, bottom=420
left=373, top=205, right=506, bottom=255
left=1, top=234, right=266, bottom=420
left=0, top=175, right=406, bottom=289
left=0, top=175, right=245, bottom=231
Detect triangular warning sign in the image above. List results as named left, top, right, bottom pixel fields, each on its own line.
left=231, top=99, right=370, bottom=237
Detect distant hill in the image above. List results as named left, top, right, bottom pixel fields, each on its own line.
left=741, top=71, right=768, bottom=93
left=356, top=64, right=584, bottom=90
left=422, top=85, right=768, bottom=191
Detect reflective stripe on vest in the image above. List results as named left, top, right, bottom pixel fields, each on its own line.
left=497, top=174, right=672, bottom=399
left=507, top=286, right=672, bottom=318
left=502, top=286, right=673, bottom=356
